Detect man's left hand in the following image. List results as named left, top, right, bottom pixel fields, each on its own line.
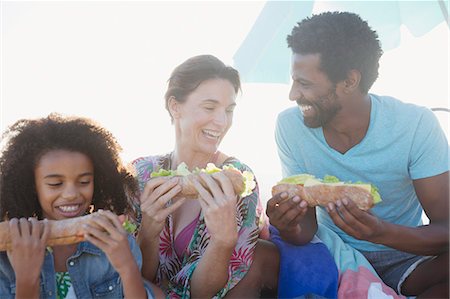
left=326, top=197, right=385, bottom=242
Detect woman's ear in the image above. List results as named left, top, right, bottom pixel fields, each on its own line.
left=167, top=96, right=180, bottom=119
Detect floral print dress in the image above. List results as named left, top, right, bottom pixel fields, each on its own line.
left=132, top=154, right=263, bottom=299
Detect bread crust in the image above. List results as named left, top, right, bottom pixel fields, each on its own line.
left=0, top=213, right=96, bottom=251
left=272, top=183, right=374, bottom=211
left=173, top=168, right=245, bottom=200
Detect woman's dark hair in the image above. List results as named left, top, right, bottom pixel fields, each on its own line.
left=164, top=54, right=241, bottom=120
left=287, top=11, right=383, bottom=94
left=0, top=113, right=138, bottom=220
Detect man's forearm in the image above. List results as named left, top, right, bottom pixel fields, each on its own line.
left=280, top=208, right=318, bottom=245
left=372, top=221, right=448, bottom=256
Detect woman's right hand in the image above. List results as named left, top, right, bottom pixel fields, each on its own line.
left=7, top=218, right=49, bottom=290
left=192, top=172, right=238, bottom=248
left=139, top=176, right=185, bottom=239
left=188, top=172, right=238, bottom=298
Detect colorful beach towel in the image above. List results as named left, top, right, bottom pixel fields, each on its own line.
left=316, top=224, right=405, bottom=299
left=270, top=226, right=339, bottom=298
left=271, top=224, right=405, bottom=299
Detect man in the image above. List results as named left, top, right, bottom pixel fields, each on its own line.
left=267, top=11, right=449, bottom=298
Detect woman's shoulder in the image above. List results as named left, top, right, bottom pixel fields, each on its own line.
left=131, top=154, right=170, bottom=181
left=131, top=155, right=158, bottom=168
left=221, top=156, right=254, bottom=173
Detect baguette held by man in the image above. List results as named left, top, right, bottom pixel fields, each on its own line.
left=150, top=162, right=256, bottom=199
left=0, top=212, right=137, bottom=252
left=272, top=174, right=382, bottom=211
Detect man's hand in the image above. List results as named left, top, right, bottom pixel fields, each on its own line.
left=326, top=198, right=385, bottom=242
left=267, top=192, right=315, bottom=245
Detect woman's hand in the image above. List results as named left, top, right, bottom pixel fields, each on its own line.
left=139, top=176, right=185, bottom=240
left=189, top=172, right=238, bottom=297
left=7, top=217, right=49, bottom=298
left=138, top=176, right=185, bottom=283
left=193, top=172, right=238, bottom=248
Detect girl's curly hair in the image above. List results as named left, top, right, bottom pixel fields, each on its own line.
left=0, top=113, right=138, bottom=220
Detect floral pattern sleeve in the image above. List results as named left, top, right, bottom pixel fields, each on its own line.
left=132, top=155, right=262, bottom=299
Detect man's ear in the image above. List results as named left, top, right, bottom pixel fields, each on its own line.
left=342, top=69, right=361, bottom=93
left=167, top=96, right=180, bottom=119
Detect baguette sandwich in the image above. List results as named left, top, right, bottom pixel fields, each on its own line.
left=150, top=162, right=256, bottom=199
left=0, top=212, right=137, bottom=252
left=272, top=174, right=382, bottom=211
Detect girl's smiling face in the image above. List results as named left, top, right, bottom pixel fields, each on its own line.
left=34, top=149, right=94, bottom=220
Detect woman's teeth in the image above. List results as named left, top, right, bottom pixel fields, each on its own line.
left=203, top=129, right=220, bottom=139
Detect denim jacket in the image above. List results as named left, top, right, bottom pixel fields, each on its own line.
left=0, top=234, right=154, bottom=299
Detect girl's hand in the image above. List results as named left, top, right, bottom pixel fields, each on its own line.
left=84, top=210, right=149, bottom=298
left=139, top=176, right=185, bottom=240
left=7, top=217, right=49, bottom=284
left=193, top=172, right=238, bottom=248
left=83, top=210, right=135, bottom=274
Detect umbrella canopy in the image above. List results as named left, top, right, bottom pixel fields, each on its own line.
left=233, top=0, right=449, bottom=83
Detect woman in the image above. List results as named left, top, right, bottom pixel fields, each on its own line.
left=133, top=55, right=278, bottom=298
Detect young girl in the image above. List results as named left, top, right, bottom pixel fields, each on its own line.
left=0, top=114, right=158, bottom=299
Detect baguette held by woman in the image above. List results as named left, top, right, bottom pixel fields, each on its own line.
left=150, top=162, right=256, bottom=200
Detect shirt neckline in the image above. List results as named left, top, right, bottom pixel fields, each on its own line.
left=319, top=95, right=376, bottom=157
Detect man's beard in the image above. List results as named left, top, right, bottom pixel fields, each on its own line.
left=296, top=88, right=341, bottom=128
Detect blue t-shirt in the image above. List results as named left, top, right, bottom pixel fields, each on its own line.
left=275, top=94, right=449, bottom=251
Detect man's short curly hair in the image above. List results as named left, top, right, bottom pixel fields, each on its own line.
left=287, top=11, right=383, bottom=93
left=0, top=113, right=137, bottom=220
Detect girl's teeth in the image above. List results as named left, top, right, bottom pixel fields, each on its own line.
left=59, top=205, right=79, bottom=212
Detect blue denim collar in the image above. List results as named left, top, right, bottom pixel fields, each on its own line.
left=72, top=241, right=103, bottom=258
left=45, top=241, right=102, bottom=258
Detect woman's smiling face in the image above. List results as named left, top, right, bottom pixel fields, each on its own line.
left=171, top=78, right=237, bottom=155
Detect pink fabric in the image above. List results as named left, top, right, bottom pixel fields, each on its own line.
left=174, top=216, right=199, bottom=259
left=338, top=266, right=405, bottom=299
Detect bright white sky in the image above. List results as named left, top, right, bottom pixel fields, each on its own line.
left=1, top=1, right=449, bottom=206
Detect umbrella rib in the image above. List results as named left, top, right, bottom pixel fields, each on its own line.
left=438, top=0, right=449, bottom=28
left=431, top=107, right=450, bottom=113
